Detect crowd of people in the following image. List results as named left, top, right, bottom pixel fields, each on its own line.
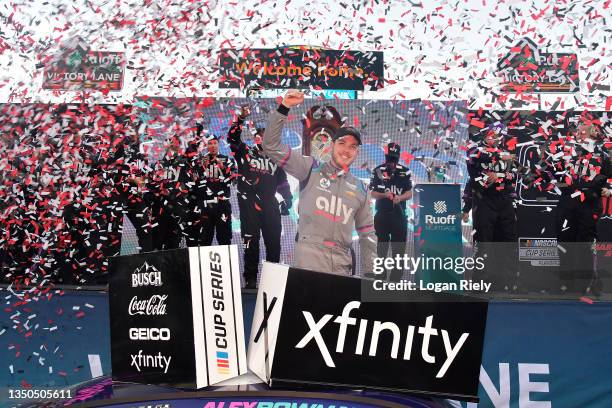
left=1, top=98, right=610, bottom=295
left=0, top=103, right=294, bottom=287
left=462, top=114, right=612, bottom=294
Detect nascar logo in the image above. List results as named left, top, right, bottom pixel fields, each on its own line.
left=216, top=351, right=230, bottom=374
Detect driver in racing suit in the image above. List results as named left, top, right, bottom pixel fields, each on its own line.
left=262, top=90, right=377, bottom=276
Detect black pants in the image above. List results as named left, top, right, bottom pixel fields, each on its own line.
left=124, top=194, right=153, bottom=253
left=151, top=198, right=183, bottom=251
left=190, top=200, right=232, bottom=246
left=556, top=193, right=598, bottom=292
left=374, top=209, right=407, bottom=281
left=239, top=196, right=281, bottom=281
left=472, top=193, right=517, bottom=290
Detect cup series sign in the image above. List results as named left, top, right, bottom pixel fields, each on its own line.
left=108, top=246, right=247, bottom=389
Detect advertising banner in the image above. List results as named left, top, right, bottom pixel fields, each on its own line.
left=460, top=301, right=612, bottom=408
left=414, top=183, right=463, bottom=284
left=218, top=47, right=384, bottom=90
left=108, top=246, right=247, bottom=388
left=247, top=263, right=488, bottom=401
left=43, top=48, right=125, bottom=91
left=497, top=38, right=579, bottom=93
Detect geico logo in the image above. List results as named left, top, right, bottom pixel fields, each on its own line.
left=295, top=301, right=469, bottom=378
left=425, top=214, right=456, bottom=224
left=129, top=327, right=171, bottom=341
left=315, top=195, right=353, bottom=224
left=248, top=156, right=277, bottom=173
left=131, top=271, right=162, bottom=287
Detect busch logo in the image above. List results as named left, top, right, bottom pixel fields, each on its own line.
left=248, top=156, right=277, bottom=174
left=295, top=301, right=469, bottom=378
left=128, top=294, right=168, bottom=316
left=131, top=262, right=163, bottom=287
left=433, top=201, right=447, bottom=214
left=315, top=195, right=353, bottom=224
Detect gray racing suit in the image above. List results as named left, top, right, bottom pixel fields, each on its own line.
left=262, top=105, right=377, bottom=275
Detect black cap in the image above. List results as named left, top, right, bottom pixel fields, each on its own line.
left=333, top=126, right=362, bottom=145
left=386, top=142, right=401, bottom=158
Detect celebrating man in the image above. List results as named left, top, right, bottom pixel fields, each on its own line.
left=227, top=106, right=293, bottom=289
left=262, top=90, right=377, bottom=276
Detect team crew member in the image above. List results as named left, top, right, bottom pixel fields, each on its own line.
left=116, top=131, right=153, bottom=253
left=369, top=142, right=412, bottom=281
left=227, top=106, right=293, bottom=289
left=192, top=136, right=236, bottom=246
left=262, top=90, right=377, bottom=276
left=543, top=121, right=610, bottom=294
left=462, top=130, right=518, bottom=291
left=150, top=137, right=192, bottom=250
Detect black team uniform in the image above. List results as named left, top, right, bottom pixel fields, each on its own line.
left=542, top=134, right=610, bottom=294
left=191, top=143, right=236, bottom=246
left=227, top=117, right=293, bottom=289
left=150, top=147, right=192, bottom=250
left=369, top=143, right=412, bottom=281
left=115, top=139, right=154, bottom=253
left=463, top=138, right=518, bottom=291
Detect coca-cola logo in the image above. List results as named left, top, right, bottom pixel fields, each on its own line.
left=128, top=294, right=168, bottom=316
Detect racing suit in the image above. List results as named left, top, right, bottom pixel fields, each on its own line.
left=262, top=105, right=377, bottom=276
left=227, top=118, right=293, bottom=283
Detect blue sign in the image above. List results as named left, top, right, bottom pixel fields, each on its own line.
left=457, top=301, right=612, bottom=408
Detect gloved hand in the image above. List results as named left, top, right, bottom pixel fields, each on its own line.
left=280, top=199, right=292, bottom=215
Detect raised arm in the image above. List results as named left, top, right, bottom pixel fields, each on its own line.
left=262, top=90, right=315, bottom=182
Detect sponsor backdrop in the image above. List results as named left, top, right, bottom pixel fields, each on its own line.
left=129, top=97, right=470, bottom=278
left=108, top=246, right=246, bottom=388
left=3, top=290, right=612, bottom=407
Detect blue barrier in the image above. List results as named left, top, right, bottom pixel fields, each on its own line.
left=2, top=289, right=612, bottom=407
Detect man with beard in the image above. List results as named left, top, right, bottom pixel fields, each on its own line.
left=369, top=142, right=413, bottom=281
left=191, top=136, right=236, bottom=246
left=227, top=105, right=293, bottom=289
left=262, top=90, right=377, bottom=276
left=542, top=120, right=611, bottom=294
left=462, top=130, right=518, bottom=291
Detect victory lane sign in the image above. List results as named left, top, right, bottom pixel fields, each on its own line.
left=108, top=246, right=247, bottom=389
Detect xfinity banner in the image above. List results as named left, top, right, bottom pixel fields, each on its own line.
left=248, top=263, right=488, bottom=401
left=108, top=246, right=246, bottom=388
left=218, top=47, right=384, bottom=90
